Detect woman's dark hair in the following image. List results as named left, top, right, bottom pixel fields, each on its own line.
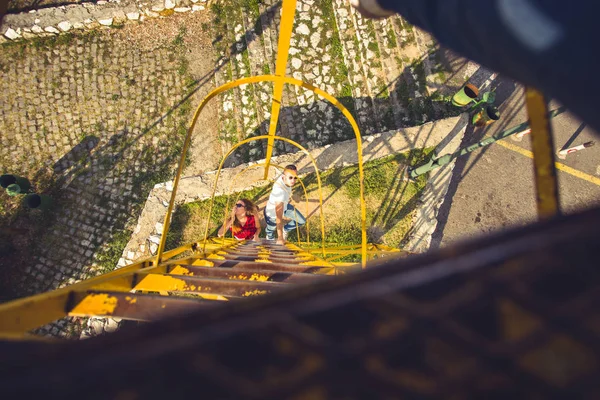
left=231, top=198, right=258, bottom=233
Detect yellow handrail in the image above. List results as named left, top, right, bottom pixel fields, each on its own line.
left=155, top=75, right=367, bottom=268
left=263, top=0, right=298, bottom=179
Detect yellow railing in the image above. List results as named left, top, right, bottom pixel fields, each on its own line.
left=155, top=75, right=368, bottom=268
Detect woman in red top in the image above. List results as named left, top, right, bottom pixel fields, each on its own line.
left=217, top=198, right=261, bottom=241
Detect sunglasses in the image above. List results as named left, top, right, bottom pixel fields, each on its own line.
left=286, top=175, right=297, bottom=181
left=235, top=203, right=245, bottom=208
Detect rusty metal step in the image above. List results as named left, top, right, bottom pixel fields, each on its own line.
left=68, top=291, right=217, bottom=321
left=188, top=259, right=332, bottom=274
left=214, top=254, right=312, bottom=263
left=133, top=274, right=288, bottom=297
left=166, top=265, right=329, bottom=284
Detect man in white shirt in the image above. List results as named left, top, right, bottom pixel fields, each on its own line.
left=264, top=164, right=306, bottom=244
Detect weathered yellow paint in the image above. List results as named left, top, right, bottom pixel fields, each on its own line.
left=525, top=88, right=560, bottom=219
left=263, top=0, right=298, bottom=178
left=125, top=296, right=138, bottom=304
left=249, top=274, right=270, bottom=282
left=497, top=140, right=600, bottom=187
left=192, top=259, right=214, bottom=267
left=207, top=254, right=225, bottom=260
left=170, top=265, right=193, bottom=276
left=70, top=293, right=118, bottom=317
left=300, top=260, right=329, bottom=267
left=229, top=273, right=271, bottom=281
left=242, top=290, right=268, bottom=297
left=255, top=259, right=273, bottom=263
left=134, top=275, right=188, bottom=292
left=198, top=294, right=228, bottom=301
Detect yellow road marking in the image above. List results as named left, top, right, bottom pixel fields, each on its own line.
left=497, top=140, right=600, bottom=186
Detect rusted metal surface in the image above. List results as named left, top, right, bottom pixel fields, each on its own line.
left=69, top=291, right=216, bottom=320
left=133, top=274, right=287, bottom=297
left=206, top=259, right=331, bottom=274
left=167, top=265, right=328, bottom=284
left=219, top=254, right=314, bottom=264
left=1, top=207, right=599, bottom=398
left=525, top=88, right=561, bottom=219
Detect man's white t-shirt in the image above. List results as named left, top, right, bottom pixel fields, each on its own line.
left=265, top=175, right=292, bottom=219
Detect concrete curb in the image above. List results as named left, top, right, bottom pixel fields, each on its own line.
left=1, top=0, right=207, bottom=42
left=405, top=114, right=469, bottom=253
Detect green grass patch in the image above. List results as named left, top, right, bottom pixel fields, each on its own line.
left=241, top=0, right=260, bottom=20
left=172, top=26, right=187, bottom=47
left=94, top=229, right=132, bottom=274
left=166, top=149, right=433, bottom=252
left=386, top=26, right=398, bottom=49
left=318, top=0, right=350, bottom=89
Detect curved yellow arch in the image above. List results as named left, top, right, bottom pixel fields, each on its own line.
left=155, top=75, right=367, bottom=267
left=202, top=135, right=326, bottom=257
left=221, top=162, right=312, bottom=246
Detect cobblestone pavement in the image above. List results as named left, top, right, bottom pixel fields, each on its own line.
left=0, top=22, right=201, bottom=310
left=209, top=0, right=484, bottom=164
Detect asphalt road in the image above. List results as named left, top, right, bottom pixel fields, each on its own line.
left=432, top=78, right=600, bottom=248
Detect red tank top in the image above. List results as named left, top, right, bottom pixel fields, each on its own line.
left=231, top=215, right=257, bottom=240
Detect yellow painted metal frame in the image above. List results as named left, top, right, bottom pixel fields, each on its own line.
left=222, top=162, right=312, bottom=246
left=155, top=75, right=368, bottom=268
left=155, top=0, right=367, bottom=266
left=525, top=88, right=561, bottom=219
left=0, top=239, right=241, bottom=335
left=263, top=0, right=297, bottom=179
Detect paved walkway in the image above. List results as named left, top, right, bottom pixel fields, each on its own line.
left=0, top=28, right=193, bottom=306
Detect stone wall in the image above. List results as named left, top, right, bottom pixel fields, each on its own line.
left=1, top=0, right=207, bottom=41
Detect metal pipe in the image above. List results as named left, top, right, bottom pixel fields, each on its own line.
left=408, top=106, right=567, bottom=178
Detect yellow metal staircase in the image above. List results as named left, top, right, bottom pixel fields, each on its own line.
left=0, top=238, right=381, bottom=337
left=69, top=240, right=335, bottom=321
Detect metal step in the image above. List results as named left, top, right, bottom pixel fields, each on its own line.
left=68, top=291, right=217, bottom=321
left=133, top=274, right=288, bottom=297
left=186, top=259, right=333, bottom=274
left=166, top=265, right=329, bottom=284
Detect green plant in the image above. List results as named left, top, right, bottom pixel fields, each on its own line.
left=94, top=229, right=132, bottom=273
left=367, top=41, right=379, bottom=53
left=172, top=26, right=187, bottom=47
left=177, top=57, right=189, bottom=76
